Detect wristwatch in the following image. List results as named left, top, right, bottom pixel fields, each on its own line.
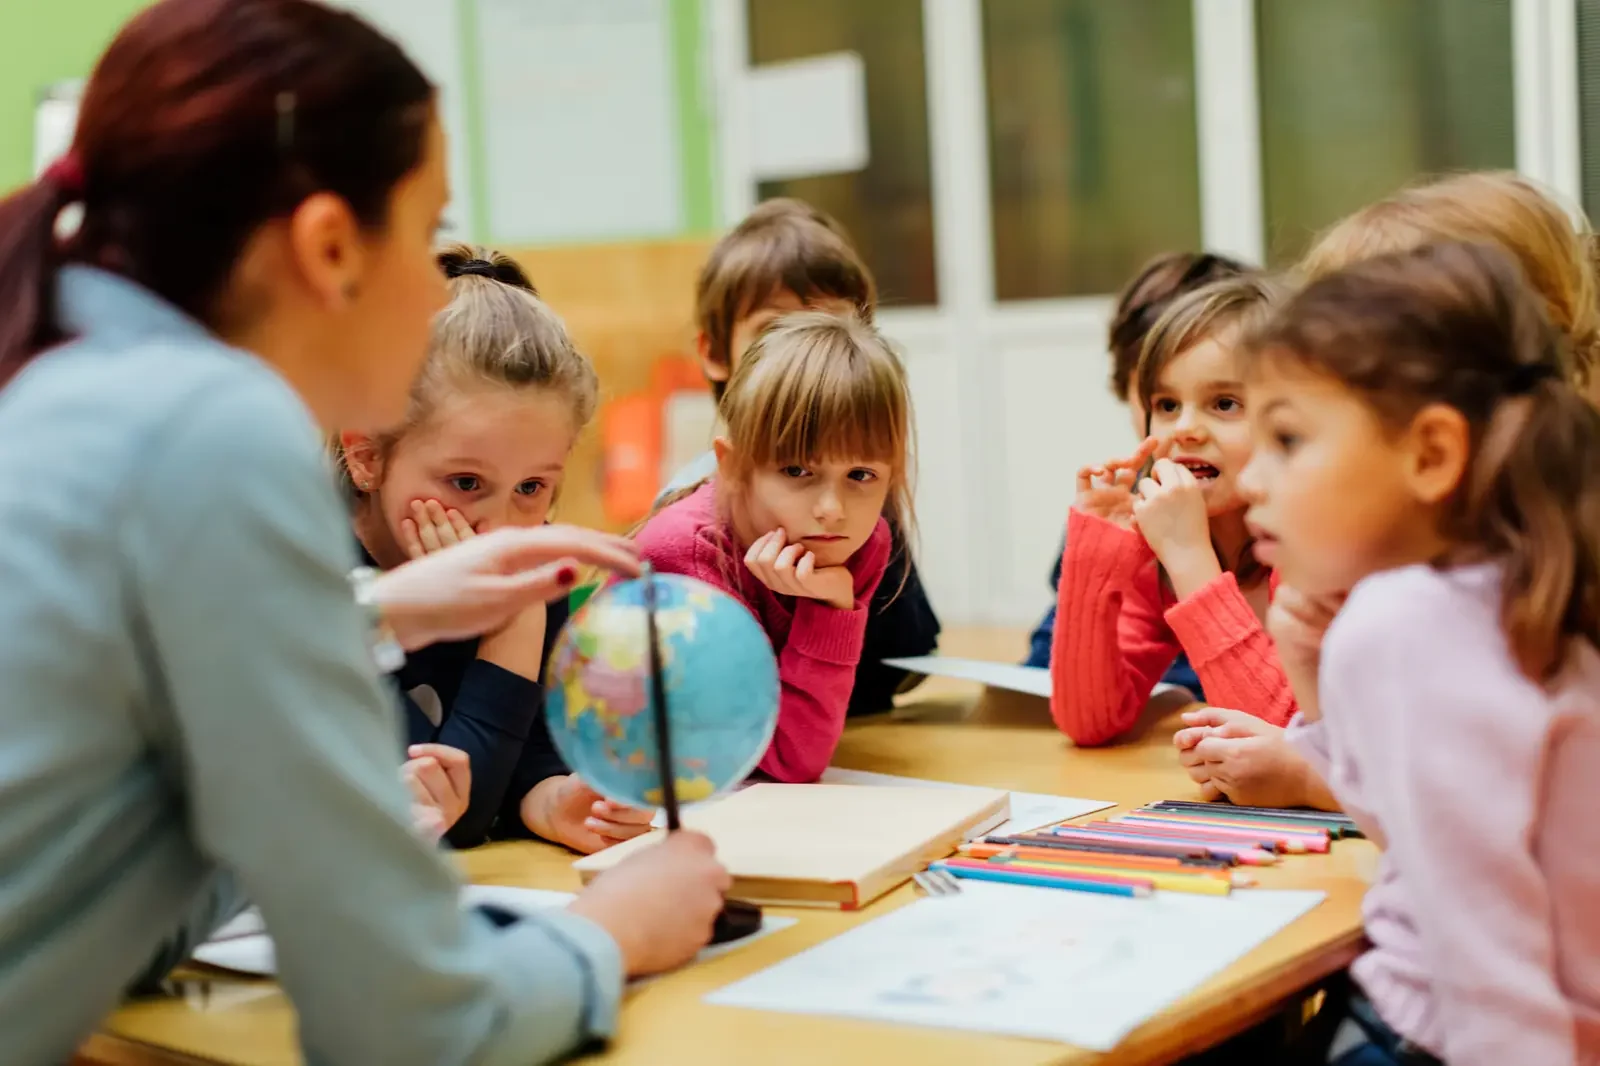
left=347, top=566, right=406, bottom=673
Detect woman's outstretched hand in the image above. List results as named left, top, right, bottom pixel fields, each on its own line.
left=371, top=525, right=640, bottom=651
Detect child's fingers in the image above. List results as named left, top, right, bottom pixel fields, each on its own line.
left=399, top=518, right=425, bottom=560
left=795, top=551, right=816, bottom=582
left=1076, top=466, right=1098, bottom=494
left=409, top=744, right=471, bottom=797
left=1173, top=725, right=1215, bottom=750
left=1198, top=780, right=1226, bottom=802
left=411, top=501, right=444, bottom=553
left=425, top=500, right=460, bottom=547
left=744, top=532, right=771, bottom=567
left=446, top=508, right=475, bottom=541
left=773, top=543, right=804, bottom=576
left=592, top=800, right=655, bottom=825
left=756, top=532, right=786, bottom=568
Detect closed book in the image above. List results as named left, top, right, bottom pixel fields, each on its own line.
left=572, top=783, right=1011, bottom=909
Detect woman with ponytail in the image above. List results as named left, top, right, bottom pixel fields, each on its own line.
left=0, top=3, right=727, bottom=1063
left=1239, top=241, right=1600, bottom=1065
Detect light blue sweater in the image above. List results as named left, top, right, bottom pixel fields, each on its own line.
left=0, top=268, right=621, bottom=1066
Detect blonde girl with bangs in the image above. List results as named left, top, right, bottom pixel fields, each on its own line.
left=635, top=311, right=911, bottom=783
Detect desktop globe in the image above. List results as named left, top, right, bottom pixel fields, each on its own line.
left=545, top=573, right=780, bottom=808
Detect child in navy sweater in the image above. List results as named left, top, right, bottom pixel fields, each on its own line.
left=339, top=245, right=651, bottom=852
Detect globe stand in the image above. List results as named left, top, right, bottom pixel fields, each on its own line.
left=643, top=565, right=764, bottom=945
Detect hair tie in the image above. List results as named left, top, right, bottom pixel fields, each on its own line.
left=42, top=153, right=85, bottom=200
left=1504, top=362, right=1557, bottom=395
left=448, top=259, right=498, bottom=281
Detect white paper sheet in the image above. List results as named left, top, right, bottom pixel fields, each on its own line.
left=748, top=52, right=869, bottom=182
left=192, top=885, right=796, bottom=977
left=817, top=768, right=1112, bottom=834
left=707, top=882, right=1326, bottom=1051
left=884, top=656, right=1054, bottom=698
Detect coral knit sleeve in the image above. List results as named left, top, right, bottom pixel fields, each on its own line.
left=1164, top=571, right=1296, bottom=726
left=1049, top=510, right=1184, bottom=746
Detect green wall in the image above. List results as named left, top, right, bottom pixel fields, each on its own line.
left=0, top=0, right=719, bottom=238
left=0, top=0, right=149, bottom=191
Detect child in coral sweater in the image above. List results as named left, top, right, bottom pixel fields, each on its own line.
left=635, top=311, right=910, bottom=782
left=1051, top=274, right=1290, bottom=745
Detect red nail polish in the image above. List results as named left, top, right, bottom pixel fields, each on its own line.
left=556, top=565, right=577, bottom=585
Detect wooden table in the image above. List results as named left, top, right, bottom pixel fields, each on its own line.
left=81, top=629, right=1373, bottom=1066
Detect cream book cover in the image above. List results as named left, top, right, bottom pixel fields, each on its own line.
left=573, top=783, right=1011, bottom=909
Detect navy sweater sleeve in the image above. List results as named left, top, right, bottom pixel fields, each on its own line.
left=849, top=538, right=941, bottom=716
left=489, top=598, right=575, bottom=841
left=403, top=650, right=544, bottom=849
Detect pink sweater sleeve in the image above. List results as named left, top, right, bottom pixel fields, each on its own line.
left=757, top=520, right=891, bottom=783
left=1164, top=572, right=1296, bottom=726
left=1050, top=510, right=1184, bottom=746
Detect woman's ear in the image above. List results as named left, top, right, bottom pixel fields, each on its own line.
left=339, top=431, right=383, bottom=492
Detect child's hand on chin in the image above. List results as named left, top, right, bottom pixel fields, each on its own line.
left=743, top=529, right=855, bottom=610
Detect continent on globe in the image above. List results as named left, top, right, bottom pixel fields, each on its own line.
left=545, top=573, right=782, bottom=811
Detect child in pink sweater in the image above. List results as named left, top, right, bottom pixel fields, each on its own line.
left=1052, top=274, right=1293, bottom=745
left=634, top=311, right=909, bottom=783
left=1244, top=242, right=1600, bottom=1066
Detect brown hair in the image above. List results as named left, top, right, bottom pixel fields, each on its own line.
left=695, top=198, right=876, bottom=400
left=338, top=243, right=598, bottom=496
left=1108, top=251, right=1255, bottom=400
left=0, top=0, right=434, bottom=388
left=1299, top=172, right=1600, bottom=394
left=1135, top=273, right=1289, bottom=437
left=654, top=311, right=915, bottom=590
left=1252, top=241, right=1600, bottom=680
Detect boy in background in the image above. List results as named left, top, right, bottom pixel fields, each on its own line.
left=660, top=199, right=941, bottom=714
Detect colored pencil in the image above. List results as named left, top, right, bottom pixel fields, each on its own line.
left=941, top=857, right=1156, bottom=891
left=1093, top=818, right=1312, bottom=854
left=932, top=861, right=1152, bottom=899
left=1150, top=800, right=1360, bottom=832
left=1043, top=826, right=1278, bottom=865
left=1122, top=811, right=1333, bottom=847
left=970, top=857, right=1234, bottom=896
left=988, top=834, right=1234, bottom=867
left=959, top=842, right=1234, bottom=876
left=1133, top=809, right=1336, bottom=838
left=1112, top=814, right=1329, bottom=854
left=1144, top=804, right=1361, bottom=839
left=1031, top=828, right=1222, bottom=860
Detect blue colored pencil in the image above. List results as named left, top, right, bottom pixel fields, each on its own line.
left=931, top=861, right=1153, bottom=899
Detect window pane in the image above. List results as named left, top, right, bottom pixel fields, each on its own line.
left=982, top=0, right=1202, bottom=300
left=748, top=0, right=938, bottom=307
left=1578, top=0, right=1600, bottom=220
left=1257, top=0, right=1515, bottom=265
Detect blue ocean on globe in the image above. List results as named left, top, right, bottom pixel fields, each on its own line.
left=545, top=573, right=780, bottom=809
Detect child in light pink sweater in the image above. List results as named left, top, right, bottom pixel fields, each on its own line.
left=1242, top=241, right=1600, bottom=1066
left=634, top=311, right=910, bottom=783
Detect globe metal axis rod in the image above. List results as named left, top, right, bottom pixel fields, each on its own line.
left=641, top=563, right=682, bottom=831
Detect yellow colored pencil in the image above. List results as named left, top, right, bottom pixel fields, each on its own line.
left=988, top=856, right=1233, bottom=896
